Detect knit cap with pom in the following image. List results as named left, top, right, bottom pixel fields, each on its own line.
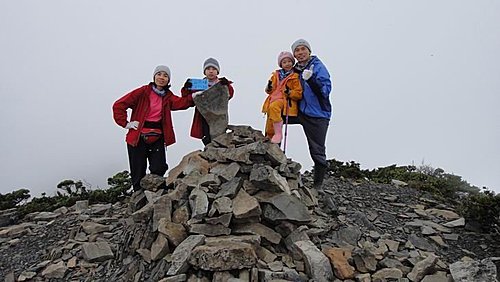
left=277, top=51, right=295, bottom=67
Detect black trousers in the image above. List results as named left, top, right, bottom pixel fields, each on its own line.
left=127, top=136, right=168, bottom=191
left=298, top=114, right=329, bottom=168
left=201, top=117, right=211, bottom=145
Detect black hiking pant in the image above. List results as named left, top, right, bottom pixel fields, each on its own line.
left=299, top=113, right=329, bottom=168
left=201, top=117, right=211, bottom=145
left=127, top=136, right=168, bottom=191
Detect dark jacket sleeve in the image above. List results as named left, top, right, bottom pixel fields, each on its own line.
left=181, top=86, right=196, bottom=97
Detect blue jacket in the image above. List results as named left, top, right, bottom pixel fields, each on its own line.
left=296, top=56, right=332, bottom=119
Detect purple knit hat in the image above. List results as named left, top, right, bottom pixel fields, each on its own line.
left=277, top=51, right=295, bottom=67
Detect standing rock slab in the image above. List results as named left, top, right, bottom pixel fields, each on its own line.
left=193, top=82, right=230, bottom=139
left=294, top=240, right=334, bottom=282
left=189, top=187, right=209, bottom=219
left=167, top=235, right=206, bottom=276
left=151, top=233, right=170, bottom=261
left=153, top=194, right=173, bottom=232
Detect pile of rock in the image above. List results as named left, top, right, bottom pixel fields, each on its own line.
left=122, top=125, right=330, bottom=281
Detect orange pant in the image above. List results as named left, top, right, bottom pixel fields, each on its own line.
left=265, top=99, right=285, bottom=137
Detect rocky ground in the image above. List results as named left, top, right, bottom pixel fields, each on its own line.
left=0, top=125, right=499, bottom=282
left=315, top=174, right=500, bottom=267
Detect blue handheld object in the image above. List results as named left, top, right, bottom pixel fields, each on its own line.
left=189, top=78, right=208, bottom=91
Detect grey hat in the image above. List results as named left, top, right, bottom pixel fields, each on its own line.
left=153, top=65, right=171, bottom=79
left=203, top=57, right=220, bottom=73
left=291, top=38, right=312, bottom=53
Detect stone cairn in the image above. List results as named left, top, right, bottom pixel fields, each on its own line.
left=122, top=125, right=327, bottom=281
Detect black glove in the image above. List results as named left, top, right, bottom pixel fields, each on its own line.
left=219, top=77, right=230, bottom=86
left=266, top=80, right=273, bottom=92
left=183, top=79, right=192, bottom=89
left=284, top=86, right=291, bottom=96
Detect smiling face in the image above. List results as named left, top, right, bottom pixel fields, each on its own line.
left=293, top=45, right=311, bottom=64
left=280, top=57, right=294, bottom=71
left=204, top=66, right=219, bottom=81
left=154, top=71, right=169, bottom=89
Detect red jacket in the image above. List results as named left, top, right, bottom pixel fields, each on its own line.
left=181, top=80, right=234, bottom=139
left=113, top=83, right=194, bottom=146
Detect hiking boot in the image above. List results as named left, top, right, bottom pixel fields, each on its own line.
left=270, top=121, right=283, bottom=144
left=313, top=164, right=327, bottom=195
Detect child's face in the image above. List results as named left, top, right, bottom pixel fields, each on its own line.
left=281, top=58, right=294, bottom=71
left=204, top=66, right=219, bottom=80
left=293, top=45, right=311, bottom=64
left=154, top=71, right=170, bottom=88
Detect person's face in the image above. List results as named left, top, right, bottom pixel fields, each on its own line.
left=204, top=66, right=219, bottom=80
left=280, top=58, right=294, bottom=71
left=154, top=71, right=169, bottom=88
left=293, top=45, right=311, bottom=64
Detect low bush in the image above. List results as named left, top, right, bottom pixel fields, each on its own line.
left=1, top=171, right=132, bottom=217
left=458, top=189, right=500, bottom=233
left=327, top=159, right=498, bottom=232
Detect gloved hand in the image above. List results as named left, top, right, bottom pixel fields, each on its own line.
left=183, top=79, right=192, bottom=89
left=192, top=91, right=202, bottom=99
left=302, top=64, right=314, bottom=80
left=125, top=121, right=139, bottom=130
left=284, top=86, right=291, bottom=96
left=219, top=77, right=230, bottom=86
left=266, top=80, right=273, bottom=92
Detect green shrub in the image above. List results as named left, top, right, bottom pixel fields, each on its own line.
left=326, top=159, right=479, bottom=199
left=14, top=171, right=132, bottom=216
left=459, top=189, right=500, bottom=232
left=0, top=189, right=30, bottom=210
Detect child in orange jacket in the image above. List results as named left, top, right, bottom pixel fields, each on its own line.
left=262, top=51, right=303, bottom=144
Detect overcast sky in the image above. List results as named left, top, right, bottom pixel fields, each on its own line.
left=1, top=1, right=499, bottom=196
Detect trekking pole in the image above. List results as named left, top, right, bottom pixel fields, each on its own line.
left=283, top=97, right=291, bottom=154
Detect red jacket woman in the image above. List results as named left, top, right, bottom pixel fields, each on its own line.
left=113, top=65, right=194, bottom=191
left=113, top=83, right=194, bottom=147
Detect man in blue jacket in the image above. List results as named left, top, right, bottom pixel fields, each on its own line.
left=291, top=39, right=332, bottom=194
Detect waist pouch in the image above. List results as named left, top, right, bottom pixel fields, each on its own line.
left=141, top=128, right=162, bottom=144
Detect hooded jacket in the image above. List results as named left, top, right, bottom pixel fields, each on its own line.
left=295, top=55, right=332, bottom=119
left=113, top=83, right=194, bottom=146
left=261, top=70, right=302, bottom=117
